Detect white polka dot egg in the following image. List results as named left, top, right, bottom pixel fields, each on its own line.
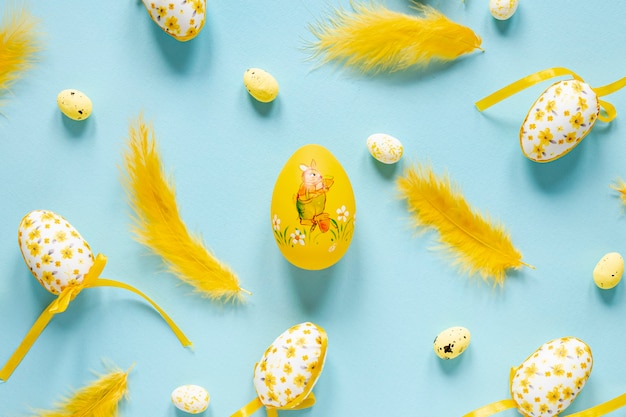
left=18, top=210, right=94, bottom=295
left=366, top=133, right=404, bottom=164
left=171, top=384, right=210, bottom=414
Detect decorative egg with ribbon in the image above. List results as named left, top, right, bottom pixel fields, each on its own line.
left=476, top=67, right=626, bottom=163
left=230, top=322, right=327, bottom=417
left=463, top=336, right=626, bottom=417
left=18, top=210, right=94, bottom=295
left=271, top=144, right=356, bottom=270
left=141, top=0, right=206, bottom=41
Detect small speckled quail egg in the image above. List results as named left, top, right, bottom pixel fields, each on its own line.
left=171, top=384, right=210, bottom=414
left=57, top=89, right=92, bottom=120
left=366, top=133, right=404, bottom=164
left=433, top=326, right=470, bottom=359
left=489, top=0, right=519, bottom=20
left=593, top=252, right=624, bottom=289
left=244, top=68, right=279, bottom=103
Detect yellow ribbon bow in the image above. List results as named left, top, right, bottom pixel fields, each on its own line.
left=0, top=254, right=191, bottom=381
left=231, top=392, right=317, bottom=417
left=475, top=67, right=626, bottom=123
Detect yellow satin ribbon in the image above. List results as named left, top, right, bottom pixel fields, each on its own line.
left=0, top=254, right=191, bottom=381
left=230, top=393, right=317, bottom=417
left=475, top=67, right=626, bottom=123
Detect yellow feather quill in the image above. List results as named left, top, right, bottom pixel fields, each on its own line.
left=0, top=4, right=40, bottom=101
left=28, top=366, right=131, bottom=417
left=306, top=1, right=482, bottom=74
left=397, top=163, right=532, bottom=286
left=121, top=116, right=248, bottom=303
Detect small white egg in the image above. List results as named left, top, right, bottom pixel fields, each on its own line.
left=593, top=252, right=624, bottom=289
left=243, top=68, right=279, bottom=103
left=57, top=89, right=92, bottom=120
left=489, top=0, right=519, bottom=20
left=366, top=133, right=404, bottom=164
left=171, top=384, right=210, bottom=414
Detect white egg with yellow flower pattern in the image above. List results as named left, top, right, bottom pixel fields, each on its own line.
left=366, top=133, right=404, bottom=164
left=520, top=79, right=600, bottom=162
left=18, top=210, right=94, bottom=295
left=271, top=144, right=356, bottom=270
left=171, top=384, right=210, bottom=414
left=141, top=0, right=206, bottom=41
left=509, top=337, right=592, bottom=417
left=489, top=0, right=519, bottom=20
left=253, top=322, right=328, bottom=409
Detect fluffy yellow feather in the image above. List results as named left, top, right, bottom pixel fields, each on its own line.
left=121, top=116, right=247, bottom=303
left=611, top=178, right=626, bottom=206
left=0, top=4, right=40, bottom=100
left=306, top=1, right=482, bottom=74
left=397, top=163, right=532, bottom=286
left=28, top=366, right=131, bottom=417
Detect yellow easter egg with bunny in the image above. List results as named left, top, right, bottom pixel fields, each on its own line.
left=270, top=144, right=356, bottom=270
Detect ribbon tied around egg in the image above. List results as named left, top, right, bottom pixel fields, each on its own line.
left=476, top=67, right=626, bottom=162
left=463, top=337, right=626, bottom=417
left=0, top=210, right=191, bottom=381
left=230, top=322, right=328, bottom=417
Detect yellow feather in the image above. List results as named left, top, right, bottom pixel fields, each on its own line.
left=306, top=1, right=482, bottom=74
left=397, top=163, right=532, bottom=286
left=28, top=366, right=131, bottom=417
left=0, top=4, right=40, bottom=100
left=611, top=178, right=626, bottom=206
left=121, top=116, right=247, bottom=303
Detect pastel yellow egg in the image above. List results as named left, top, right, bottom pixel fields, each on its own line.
left=57, top=89, right=92, bottom=121
left=254, top=322, right=327, bottom=409
left=510, top=337, right=592, bottom=417
left=270, top=144, right=356, bottom=270
left=171, top=384, right=210, bottom=414
left=366, top=133, right=404, bottom=164
left=593, top=252, right=624, bottom=289
left=141, top=0, right=205, bottom=41
left=520, top=79, right=599, bottom=162
left=244, top=68, right=279, bottom=103
left=18, top=210, right=94, bottom=295
left=433, top=326, right=470, bottom=359
left=489, top=0, right=519, bottom=20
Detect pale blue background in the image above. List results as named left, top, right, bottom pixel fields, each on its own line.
left=1, top=1, right=626, bottom=416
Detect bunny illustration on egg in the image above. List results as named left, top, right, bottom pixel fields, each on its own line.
left=271, top=144, right=356, bottom=270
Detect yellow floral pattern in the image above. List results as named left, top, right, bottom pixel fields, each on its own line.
left=520, top=80, right=599, bottom=162
left=142, top=0, right=206, bottom=41
left=253, top=322, right=327, bottom=409
left=510, top=337, right=592, bottom=417
left=18, top=210, right=94, bottom=295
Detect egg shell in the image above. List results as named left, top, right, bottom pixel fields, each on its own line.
left=520, top=79, right=599, bottom=162
left=171, top=384, right=210, bottom=414
left=510, top=337, right=592, bottom=417
left=244, top=68, right=279, bottom=103
left=489, top=0, right=519, bottom=20
left=57, top=89, right=92, bottom=121
left=593, top=252, right=624, bottom=289
left=270, top=144, right=356, bottom=270
left=141, top=0, right=205, bottom=41
left=433, top=326, right=470, bottom=359
left=18, top=210, right=94, bottom=295
left=366, top=133, right=404, bottom=164
left=253, top=322, right=328, bottom=408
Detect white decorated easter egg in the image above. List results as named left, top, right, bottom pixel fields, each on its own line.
left=593, top=252, right=624, bottom=289
left=244, top=68, right=279, bottom=103
left=489, top=0, right=519, bottom=20
left=57, top=89, right=92, bottom=121
left=510, top=337, right=592, bottom=417
left=271, top=144, right=356, bottom=270
left=141, top=0, right=206, bottom=41
left=433, top=326, right=470, bottom=359
left=366, top=133, right=404, bottom=164
left=171, top=384, right=210, bottom=414
left=18, top=210, right=94, bottom=295
left=253, top=322, right=327, bottom=409
left=520, top=79, right=599, bottom=162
